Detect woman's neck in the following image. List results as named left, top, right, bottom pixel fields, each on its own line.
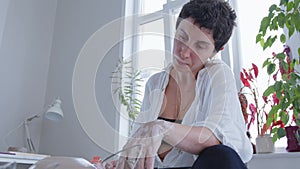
left=170, top=68, right=196, bottom=91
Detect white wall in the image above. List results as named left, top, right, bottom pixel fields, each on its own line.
left=0, top=0, right=125, bottom=161
left=39, top=0, right=124, bottom=160
left=0, top=0, right=57, bottom=151
left=0, top=0, right=10, bottom=48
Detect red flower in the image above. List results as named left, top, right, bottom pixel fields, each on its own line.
left=262, top=95, right=268, bottom=103
left=284, top=45, right=290, bottom=57
left=292, top=115, right=296, bottom=122
left=240, top=72, right=250, bottom=87
left=271, top=120, right=284, bottom=128
left=247, top=103, right=257, bottom=130
left=249, top=103, right=257, bottom=116
left=272, top=93, right=279, bottom=105
left=279, top=62, right=285, bottom=76
left=243, top=68, right=251, bottom=80
left=273, top=70, right=278, bottom=81
left=252, top=63, right=259, bottom=78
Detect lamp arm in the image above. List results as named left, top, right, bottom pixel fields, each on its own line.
left=25, top=113, right=42, bottom=122
left=24, top=112, right=43, bottom=153
left=24, top=120, right=36, bottom=152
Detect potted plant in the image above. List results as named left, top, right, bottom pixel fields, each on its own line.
left=255, top=0, right=300, bottom=151
left=240, top=63, right=283, bottom=153
left=111, top=59, right=143, bottom=131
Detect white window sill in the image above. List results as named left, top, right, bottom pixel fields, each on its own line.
left=247, top=147, right=300, bottom=169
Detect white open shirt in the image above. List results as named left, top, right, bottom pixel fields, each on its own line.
left=132, top=59, right=253, bottom=168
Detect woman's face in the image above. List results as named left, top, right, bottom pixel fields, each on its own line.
left=173, top=17, right=216, bottom=75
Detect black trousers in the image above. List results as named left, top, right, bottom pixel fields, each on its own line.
left=156, top=145, right=247, bottom=169
left=191, top=144, right=247, bottom=169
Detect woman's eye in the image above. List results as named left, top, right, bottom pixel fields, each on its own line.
left=196, top=45, right=204, bottom=50
left=196, top=44, right=208, bottom=50
left=178, top=35, right=187, bottom=41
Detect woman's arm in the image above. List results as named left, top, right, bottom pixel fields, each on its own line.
left=163, top=122, right=220, bottom=154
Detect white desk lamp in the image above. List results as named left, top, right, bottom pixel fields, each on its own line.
left=24, top=98, right=64, bottom=153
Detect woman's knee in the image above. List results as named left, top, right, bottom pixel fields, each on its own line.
left=192, top=145, right=247, bottom=169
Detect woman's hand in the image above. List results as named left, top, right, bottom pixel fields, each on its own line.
left=104, top=160, right=117, bottom=169
left=116, top=120, right=173, bottom=169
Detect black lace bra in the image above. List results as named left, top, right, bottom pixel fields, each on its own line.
left=157, top=117, right=182, bottom=124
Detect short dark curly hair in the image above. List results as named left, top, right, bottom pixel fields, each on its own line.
left=176, top=0, right=237, bottom=52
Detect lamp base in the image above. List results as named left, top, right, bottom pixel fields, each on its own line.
left=7, top=146, right=27, bottom=152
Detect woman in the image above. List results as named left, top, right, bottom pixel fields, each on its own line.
left=116, top=0, right=253, bottom=168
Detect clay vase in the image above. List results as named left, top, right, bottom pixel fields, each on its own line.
left=255, top=134, right=274, bottom=153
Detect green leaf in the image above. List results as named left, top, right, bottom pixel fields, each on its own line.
left=268, top=105, right=280, bottom=123
left=264, top=85, right=275, bottom=97
left=270, top=35, right=277, bottom=46
left=256, top=34, right=262, bottom=43
left=260, top=39, right=265, bottom=48
left=263, top=36, right=277, bottom=50
left=277, top=128, right=287, bottom=138
left=280, top=34, right=286, bottom=43
left=298, top=47, right=300, bottom=57
left=287, top=1, right=294, bottom=12
left=282, top=61, right=289, bottom=72
left=289, top=27, right=295, bottom=38
left=272, top=133, right=279, bottom=142
left=282, top=74, right=289, bottom=81
left=267, top=113, right=277, bottom=127
left=297, top=119, right=300, bottom=126
left=295, top=0, right=300, bottom=10
left=272, top=127, right=278, bottom=134
left=291, top=13, right=297, bottom=28
left=268, top=12, right=275, bottom=19
left=277, top=53, right=286, bottom=60
left=267, top=115, right=273, bottom=127
left=259, top=17, right=271, bottom=35
left=280, top=0, right=288, bottom=6
left=269, top=4, right=277, bottom=12
left=274, top=81, right=283, bottom=92
left=277, top=91, right=283, bottom=100
left=263, top=59, right=271, bottom=68
left=280, top=111, right=289, bottom=124
left=278, top=12, right=285, bottom=28
left=289, top=74, right=297, bottom=85
left=267, top=63, right=276, bottom=74
left=296, top=12, right=300, bottom=32
left=270, top=16, right=278, bottom=30
left=263, top=36, right=271, bottom=50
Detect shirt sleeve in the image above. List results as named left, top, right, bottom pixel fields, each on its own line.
left=131, top=72, right=166, bottom=135
left=193, top=62, right=253, bottom=163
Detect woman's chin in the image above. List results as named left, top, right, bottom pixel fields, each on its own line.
left=173, top=63, right=192, bottom=73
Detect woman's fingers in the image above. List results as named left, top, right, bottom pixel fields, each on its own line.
left=145, top=156, right=155, bottom=169
left=105, top=160, right=118, bottom=169
left=116, top=156, right=125, bottom=169
left=134, top=157, right=144, bottom=169
left=115, top=121, right=172, bottom=168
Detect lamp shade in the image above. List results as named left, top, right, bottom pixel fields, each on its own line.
left=44, top=98, right=64, bottom=121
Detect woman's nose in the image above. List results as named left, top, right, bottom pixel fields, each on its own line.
left=180, top=44, right=191, bottom=59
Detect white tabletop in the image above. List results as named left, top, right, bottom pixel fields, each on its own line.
left=0, top=151, right=49, bottom=164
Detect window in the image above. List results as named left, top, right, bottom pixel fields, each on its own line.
left=119, top=1, right=191, bottom=147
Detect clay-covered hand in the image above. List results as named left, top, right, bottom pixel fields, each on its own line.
left=116, top=120, right=173, bottom=169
